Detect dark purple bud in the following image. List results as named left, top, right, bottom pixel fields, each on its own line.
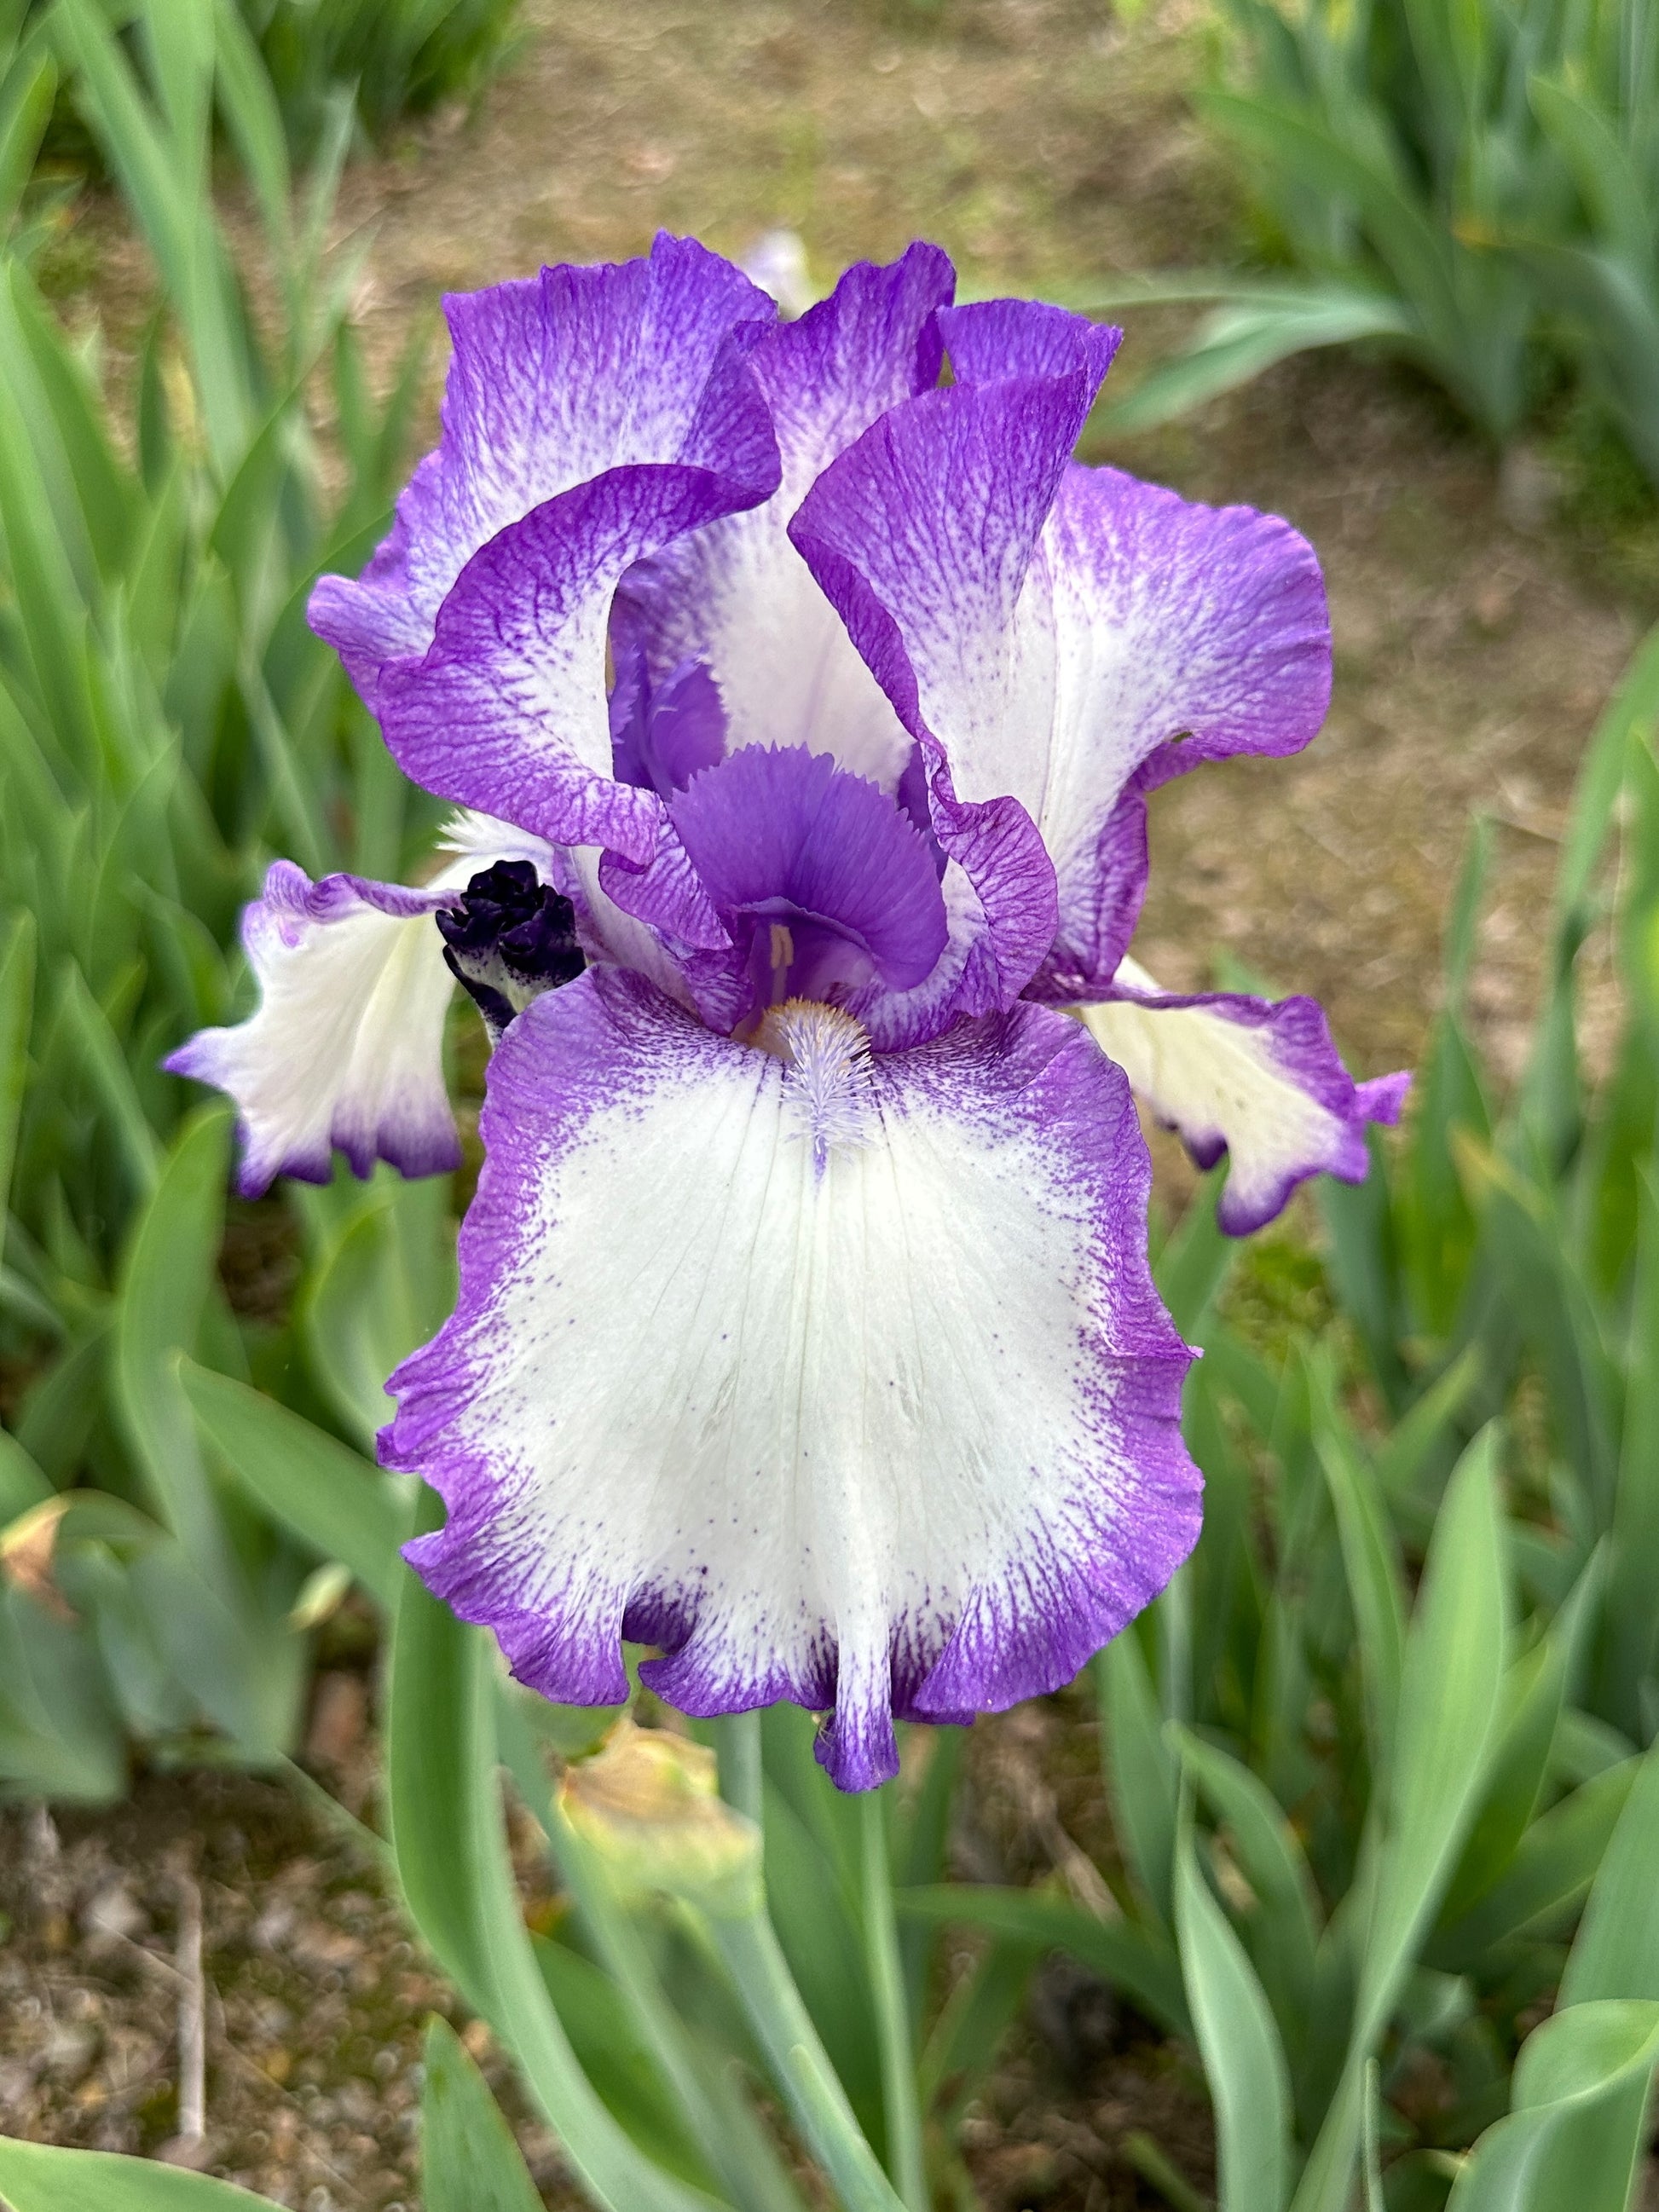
left=437, top=863, right=585, bottom=1039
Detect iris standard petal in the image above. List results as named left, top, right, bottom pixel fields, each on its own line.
left=790, top=316, right=1116, bottom=1017
left=608, top=647, right=728, bottom=800
left=387, top=967, right=1199, bottom=1792
left=1026, top=465, right=1331, bottom=999
left=309, top=233, right=777, bottom=702
left=369, top=365, right=780, bottom=873
left=613, top=245, right=956, bottom=793
left=165, top=864, right=465, bottom=1198
left=1081, top=956, right=1410, bottom=1234
left=312, top=237, right=783, bottom=967
left=936, top=295, right=1124, bottom=388
left=793, top=300, right=1329, bottom=1003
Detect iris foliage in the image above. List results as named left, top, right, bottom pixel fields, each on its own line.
left=2, top=7, right=1659, bottom=2212
left=910, top=627, right=1659, bottom=2207
left=241, top=0, right=523, bottom=154
left=1075, top=0, right=1659, bottom=488
left=22, top=0, right=523, bottom=165
left=0, top=0, right=442, bottom=1797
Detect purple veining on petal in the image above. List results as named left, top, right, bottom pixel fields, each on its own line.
left=608, top=641, right=728, bottom=798
left=667, top=742, right=950, bottom=1019
left=1028, top=465, right=1330, bottom=996
left=935, top=296, right=1123, bottom=392
left=793, top=303, right=1329, bottom=1014
left=790, top=373, right=1091, bottom=748
left=610, top=245, right=957, bottom=794
left=755, top=243, right=955, bottom=502
left=371, top=326, right=781, bottom=864
left=385, top=965, right=1199, bottom=1792
left=314, top=235, right=783, bottom=962
left=784, top=303, right=1127, bottom=1015
left=309, top=234, right=777, bottom=707
left=793, top=364, right=1112, bottom=1017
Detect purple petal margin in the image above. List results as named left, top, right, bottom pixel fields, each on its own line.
left=371, top=355, right=781, bottom=875
left=385, top=967, right=1199, bottom=1789
left=1084, top=973, right=1411, bottom=1234
left=310, top=233, right=777, bottom=706
left=165, top=863, right=461, bottom=1198
left=1026, top=466, right=1332, bottom=999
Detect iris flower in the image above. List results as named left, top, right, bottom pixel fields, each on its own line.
left=171, top=239, right=1404, bottom=1788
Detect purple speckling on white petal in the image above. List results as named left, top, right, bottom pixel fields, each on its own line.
left=384, top=967, right=1199, bottom=1790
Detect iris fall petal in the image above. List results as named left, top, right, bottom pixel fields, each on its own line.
left=389, top=967, right=1199, bottom=1790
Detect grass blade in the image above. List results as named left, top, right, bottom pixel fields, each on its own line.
left=1174, top=1805, right=1292, bottom=2212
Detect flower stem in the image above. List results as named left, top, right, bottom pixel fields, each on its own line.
left=717, top=1708, right=766, bottom=1828
left=861, top=1788, right=929, bottom=2212
left=714, top=1907, right=907, bottom=2212
left=496, top=1694, right=803, bottom=2212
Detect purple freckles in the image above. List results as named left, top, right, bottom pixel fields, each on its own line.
left=666, top=743, right=949, bottom=1019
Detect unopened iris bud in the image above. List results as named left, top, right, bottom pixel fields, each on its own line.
left=0, top=1496, right=74, bottom=1622
left=436, top=861, right=586, bottom=1041
left=558, top=1721, right=762, bottom=1919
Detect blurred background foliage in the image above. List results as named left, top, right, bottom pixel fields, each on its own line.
left=0, top=0, right=451, bottom=1797
left=1068, top=0, right=1659, bottom=502
left=241, top=0, right=522, bottom=153
left=20, top=0, right=522, bottom=165
left=3, top=1, right=1659, bottom=2208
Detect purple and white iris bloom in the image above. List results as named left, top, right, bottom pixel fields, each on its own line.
left=171, top=236, right=1405, bottom=1789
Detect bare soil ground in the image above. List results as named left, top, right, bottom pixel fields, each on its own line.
left=12, top=1, right=1659, bottom=2206
left=0, top=1756, right=576, bottom=2212
left=0, top=1691, right=1211, bottom=2212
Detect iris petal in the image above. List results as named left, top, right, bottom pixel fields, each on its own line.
left=668, top=744, right=950, bottom=1001
left=310, top=236, right=782, bottom=960
left=388, top=967, right=1199, bottom=1792
left=615, top=244, right=956, bottom=793
left=166, top=819, right=556, bottom=1194
left=309, top=234, right=777, bottom=703
left=165, top=865, right=464, bottom=1198
left=793, top=299, right=1329, bottom=1008
left=1027, top=466, right=1332, bottom=998
left=1082, top=956, right=1410, bottom=1234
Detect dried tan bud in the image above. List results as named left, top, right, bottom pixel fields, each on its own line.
left=558, top=1719, right=762, bottom=1918
left=0, top=1496, right=76, bottom=1622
